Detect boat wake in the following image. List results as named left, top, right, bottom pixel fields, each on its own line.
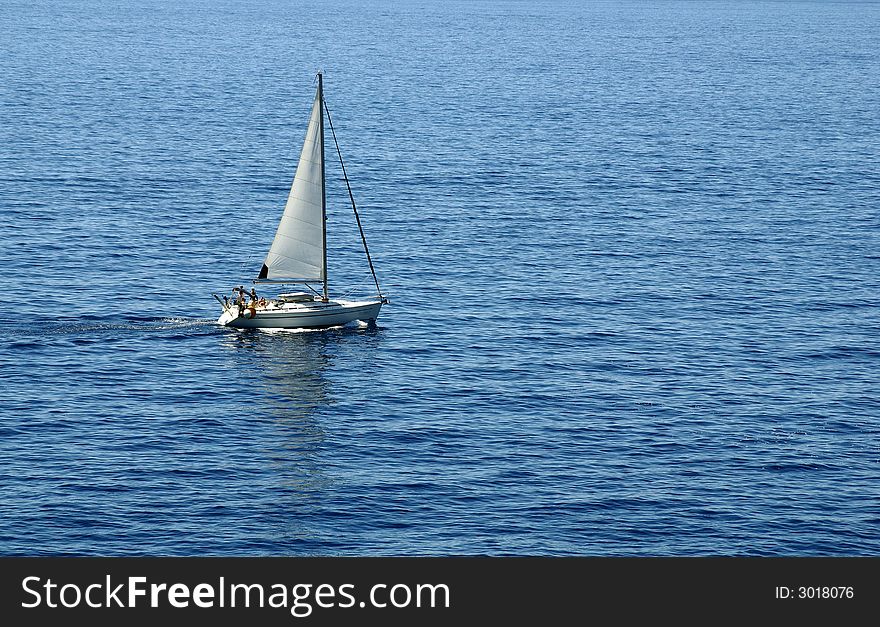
left=156, top=317, right=216, bottom=330
left=1, top=315, right=378, bottom=347
left=1, top=315, right=218, bottom=340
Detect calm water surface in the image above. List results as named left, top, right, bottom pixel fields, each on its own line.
left=0, top=0, right=878, bottom=555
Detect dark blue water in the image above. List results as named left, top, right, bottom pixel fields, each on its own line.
left=1, top=0, right=878, bottom=556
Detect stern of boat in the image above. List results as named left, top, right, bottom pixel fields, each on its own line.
left=217, top=308, right=238, bottom=326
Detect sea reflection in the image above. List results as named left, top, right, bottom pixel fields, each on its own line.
left=216, top=324, right=383, bottom=500
left=220, top=327, right=333, bottom=415
left=218, top=324, right=382, bottom=419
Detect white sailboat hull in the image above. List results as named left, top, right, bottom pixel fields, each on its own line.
left=217, top=299, right=382, bottom=329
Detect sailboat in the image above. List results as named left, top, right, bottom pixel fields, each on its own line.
left=215, top=72, right=386, bottom=329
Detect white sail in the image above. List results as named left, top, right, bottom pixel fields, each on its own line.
left=258, top=85, right=325, bottom=282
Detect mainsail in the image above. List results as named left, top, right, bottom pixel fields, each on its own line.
left=258, top=82, right=325, bottom=283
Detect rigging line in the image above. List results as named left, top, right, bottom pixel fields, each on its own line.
left=339, top=273, right=375, bottom=299
left=322, top=98, right=385, bottom=302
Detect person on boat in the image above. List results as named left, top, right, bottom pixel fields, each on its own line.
left=234, top=286, right=246, bottom=315
left=250, top=287, right=258, bottom=307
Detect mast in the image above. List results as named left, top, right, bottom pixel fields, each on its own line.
left=318, top=72, right=329, bottom=301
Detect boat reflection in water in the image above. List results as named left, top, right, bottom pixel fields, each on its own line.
left=217, top=325, right=383, bottom=547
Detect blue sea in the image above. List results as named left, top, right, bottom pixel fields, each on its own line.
left=1, top=0, right=878, bottom=556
